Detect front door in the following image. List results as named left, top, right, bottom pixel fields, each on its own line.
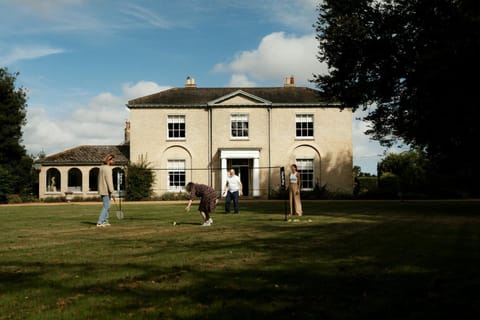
left=229, top=159, right=250, bottom=196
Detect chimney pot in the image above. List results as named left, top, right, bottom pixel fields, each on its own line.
left=185, top=76, right=196, bottom=88
left=284, top=75, right=295, bottom=87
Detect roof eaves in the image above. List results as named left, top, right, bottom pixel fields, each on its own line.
left=127, top=104, right=208, bottom=109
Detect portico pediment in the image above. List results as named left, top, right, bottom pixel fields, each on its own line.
left=208, top=90, right=272, bottom=106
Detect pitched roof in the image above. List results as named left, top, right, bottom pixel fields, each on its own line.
left=35, top=145, right=129, bottom=165
left=127, top=87, right=339, bottom=107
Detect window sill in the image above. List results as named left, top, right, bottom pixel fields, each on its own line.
left=295, top=137, right=314, bottom=141
left=230, top=137, right=249, bottom=141
left=167, top=138, right=186, bottom=141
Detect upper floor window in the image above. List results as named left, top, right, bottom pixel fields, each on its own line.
left=296, top=114, right=314, bottom=138
left=296, top=159, right=314, bottom=190
left=167, top=160, right=186, bottom=191
left=167, top=115, right=185, bottom=139
left=231, top=113, right=249, bottom=139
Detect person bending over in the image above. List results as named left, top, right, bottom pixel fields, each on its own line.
left=185, top=182, right=218, bottom=226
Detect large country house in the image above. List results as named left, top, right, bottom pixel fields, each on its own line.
left=35, top=77, right=352, bottom=199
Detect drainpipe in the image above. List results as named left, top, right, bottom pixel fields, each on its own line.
left=208, top=105, right=213, bottom=186
left=268, top=105, right=272, bottom=198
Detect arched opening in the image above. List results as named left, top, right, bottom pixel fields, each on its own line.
left=46, top=168, right=61, bottom=192
left=113, top=167, right=125, bottom=196
left=291, top=145, right=321, bottom=191
left=89, top=168, right=99, bottom=192
left=68, top=168, right=82, bottom=192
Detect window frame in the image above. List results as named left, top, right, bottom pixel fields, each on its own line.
left=230, top=113, right=249, bottom=140
left=167, top=159, right=186, bottom=192
left=167, top=114, right=186, bottom=140
left=296, top=159, right=315, bottom=191
left=295, top=113, right=314, bottom=139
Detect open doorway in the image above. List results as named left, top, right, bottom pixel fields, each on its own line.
left=228, top=159, right=250, bottom=196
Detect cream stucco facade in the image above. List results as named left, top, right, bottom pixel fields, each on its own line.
left=128, top=86, right=353, bottom=198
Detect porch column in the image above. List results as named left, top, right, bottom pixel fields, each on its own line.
left=221, top=157, right=227, bottom=197
left=253, top=157, right=260, bottom=197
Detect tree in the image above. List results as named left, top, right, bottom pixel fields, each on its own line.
left=378, top=150, right=428, bottom=195
left=0, top=68, right=31, bottom=202
left=314, top=0, right=480, bottom=195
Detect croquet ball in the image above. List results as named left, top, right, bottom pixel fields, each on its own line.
left=173, top=221, right=176, bottom=226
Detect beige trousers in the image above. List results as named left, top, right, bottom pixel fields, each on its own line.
left=289, top=183, right=303, bottom=216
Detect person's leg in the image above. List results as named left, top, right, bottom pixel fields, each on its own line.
left=288, top=186, right=294, bottom=215
left=233, top=191, right=239, bottom=213
left=97, top=195, right=110, bottom=224
left=293, top=185, right=302, bottom=216
left=225, top=191, right=231, bottom=213
left=295, top=196, right=303, bottom=216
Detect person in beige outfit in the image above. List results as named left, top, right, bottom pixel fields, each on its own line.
left=97, top=154, right=115, bottom=227
left=288, top=164, right=302, bottom=216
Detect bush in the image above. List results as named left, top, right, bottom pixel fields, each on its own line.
left=159, top=192, right=190, bottom=201
left=378, top=172, right=401, bottom=198
left=126, top=156, right=154, bottom=201
left=6, top=194, right=22, bottom=204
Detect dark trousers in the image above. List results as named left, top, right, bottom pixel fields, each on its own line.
left=225, top=191, right=239, bottom=213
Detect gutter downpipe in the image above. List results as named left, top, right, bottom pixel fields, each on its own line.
left=268, top=105, right=272, bottom=198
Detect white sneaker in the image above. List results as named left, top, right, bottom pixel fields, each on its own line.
left=207, top=218, right=213, bottom=225
left=103, top=222, right=111, bottom=226
left=202, top=220, right=211, bottom=226
left=96, top=223, right=106, bottom=227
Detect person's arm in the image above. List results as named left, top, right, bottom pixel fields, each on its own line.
left=296, top=172, right=301, bottom=194
left=223, top=180, right=229, bottom=196
left=185, top=199, right=193, bottom=212
left=185, top=186, right=195, bottom=211
left=238, top=177, right=243, bottom=196
left=106, top=167, right=115, bottom=200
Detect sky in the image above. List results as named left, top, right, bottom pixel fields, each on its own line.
left=0, top=0, right=404, bottom=174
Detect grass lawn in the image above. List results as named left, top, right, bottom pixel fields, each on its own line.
left=1, top=200, right=479, bottom=319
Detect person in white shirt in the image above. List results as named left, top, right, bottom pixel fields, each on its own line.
left=223, top=168, right=243, bottom=214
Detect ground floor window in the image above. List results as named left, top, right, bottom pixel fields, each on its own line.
left=46, top=168, right=61, bottom=192
left=296, top=159, right=314, bottom=191
left=68, top=168, right=82, bottom=192
left=89, top=168, right=99, bottom=192
left=113, top=168, right=126, bottom=195
left=168, top=160, right=186, bottom=191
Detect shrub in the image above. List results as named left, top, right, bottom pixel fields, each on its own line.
left=378, top=172, right=401, bottom=198
left=6, top=194, right=22, bottom=204
left=159, top=192, right=190, bottom=201
left=126, top=156, right=154, bottom=201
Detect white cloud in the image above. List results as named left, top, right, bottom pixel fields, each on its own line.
left=228, top=74, right=256, bottom=87
left=24, top=81, right=170, bottom=156
left=121, top=3, right=171, bottom=29
left=121, top=81, right=171, bottom=99
left=213, top=32, right=327, bottom=86
left=0, top=45, right=65, bottom=65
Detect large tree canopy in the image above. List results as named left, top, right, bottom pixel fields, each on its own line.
left=0, top=68, right=32, bottom=202
left=314, top=0, right=480, bottom=193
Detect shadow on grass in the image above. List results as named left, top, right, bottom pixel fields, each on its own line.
left=80, top=221, right=97, bottom=225
left=2, top=201, right=480, bottom=319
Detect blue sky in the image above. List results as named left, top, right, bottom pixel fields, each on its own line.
left=0, top=0, right=400, bottom=174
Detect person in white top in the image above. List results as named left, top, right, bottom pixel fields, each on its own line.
left=223, top=168, right=243, bottom=214
left=289, top=164, right=303, bottom=216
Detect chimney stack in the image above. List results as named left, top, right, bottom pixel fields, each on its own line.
left=124, top=120, right=131, bottom=145
left=284, top=75, right=295, bottom=87
left=185, top=76, right=196, bottom=88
